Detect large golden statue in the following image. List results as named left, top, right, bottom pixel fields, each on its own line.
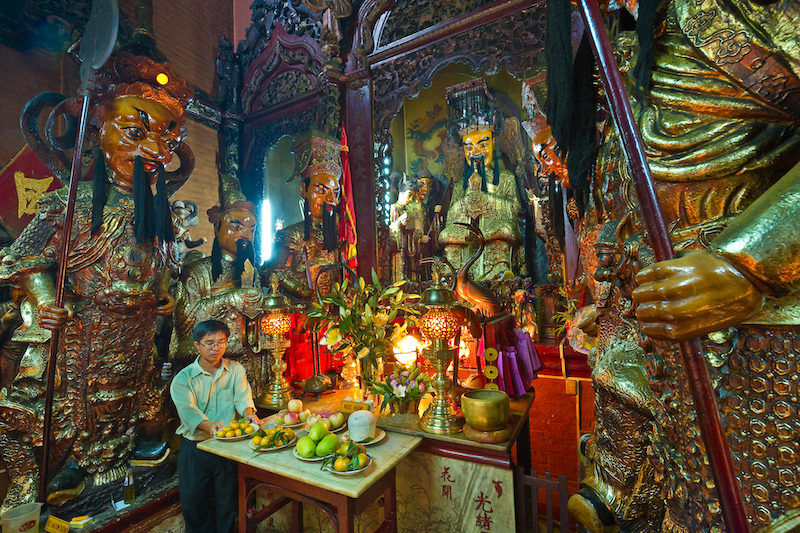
left=569, top=0, right=800, bottom=531
left=439, top=79, right=524, bottom=280
left=170, top=177, right=268, bottom=396
left=264, top=129, right=342, bottom=300
left=0, top=51, right=193, bottom=511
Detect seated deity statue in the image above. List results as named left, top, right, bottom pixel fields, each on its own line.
left=170, top=189, right=269, bottom=396
left=438, top=79, right=524, bottom=280
left=0, top=50, right=194, bottom=511
left=262, top=129, right=342, bottom=301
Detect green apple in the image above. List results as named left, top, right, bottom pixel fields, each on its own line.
left=295, top=436, right=316, bottom=458
left=308, top=421, right=330, bottom=442
left=315, top=433, right=340, bottom=457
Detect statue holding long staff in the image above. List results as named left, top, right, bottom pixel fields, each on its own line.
left=0, top=0, right=194, bottom=511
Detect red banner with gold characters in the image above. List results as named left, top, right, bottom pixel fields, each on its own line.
left=0, top=145, right=64, bottom=237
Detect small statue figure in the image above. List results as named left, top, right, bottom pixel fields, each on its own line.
left=0, top=50, right=194, bottom=510
left=439, top=79, right=523, bottom=280
left=170, top=177, right=268, bottom=396
left=170, top=200, right=206, bottom=264
left=389, top=173, right=426, bottom=283
left=263, top=129, right=342, bottom=301
left=215, top=36, right=240, bottom=111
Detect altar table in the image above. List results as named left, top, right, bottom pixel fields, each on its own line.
left=197, top=428, right=422, bottom=533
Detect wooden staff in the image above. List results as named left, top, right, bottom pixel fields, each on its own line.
left=576, top=0, right=749, bottom=531
left=38, top=0, right=119, bottom=503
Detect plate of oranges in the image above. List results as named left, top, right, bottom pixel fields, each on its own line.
left=214, top=419, right=259, bottom=441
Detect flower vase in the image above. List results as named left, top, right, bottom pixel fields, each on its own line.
left=358, top=357, right=383, bottom=404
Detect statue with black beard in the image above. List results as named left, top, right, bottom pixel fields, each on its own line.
left=264, top=130, right=342, bottom=301
left=169, top=200, right=268, bottom=396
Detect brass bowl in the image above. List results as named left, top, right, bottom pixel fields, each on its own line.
left=461, top=390, right=510, bottom=432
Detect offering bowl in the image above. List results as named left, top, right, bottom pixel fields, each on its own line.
left=461, top=389, right=510, bottom=432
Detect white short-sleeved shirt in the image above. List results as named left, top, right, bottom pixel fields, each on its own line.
left=170, top=356, right=256, bottom=441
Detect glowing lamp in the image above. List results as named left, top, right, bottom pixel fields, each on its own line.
left=155, top=72, right=169, bottom=86
left=417, top=259, right=463, bottom=435
left=256, top=275, right=293, bottom=409
left=261, top=311, right=291, bottom=336
left=393, top=335, right=421, bottom=366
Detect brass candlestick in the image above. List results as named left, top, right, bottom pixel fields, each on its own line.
left=256, top=275, right=293, bottom=409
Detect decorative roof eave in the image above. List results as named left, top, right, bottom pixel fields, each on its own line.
left=241, top=23, right=326, bottom=114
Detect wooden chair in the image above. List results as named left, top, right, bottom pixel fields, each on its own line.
left=515, top=468, right=570, bottom=533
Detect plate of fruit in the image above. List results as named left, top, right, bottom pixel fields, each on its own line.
left=249, top=426, right=297, bottom=452
left=305, top=411, right=347, bottom=433
left=321, top=441, right=372, bottom=476
left=292, top=421, right=342, bottom=462
left=214, top=419, right=259, bottom=441
left=274, top=399, right=312, bottom=429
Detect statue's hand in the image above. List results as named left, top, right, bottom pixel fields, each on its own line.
left=233, top=287, right=265, bottom=311
left=574, top=305, right=598, bottom=338
left=154, top=294, right=176, bottom=316
left=37, top=300, right=73, bottom=331
left=632, top=250, right=764, bottom=341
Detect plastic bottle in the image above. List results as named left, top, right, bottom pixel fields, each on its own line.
left=123, top=475, right=135, bottom=504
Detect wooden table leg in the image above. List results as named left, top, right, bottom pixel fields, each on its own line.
left=292, top=500, right=303, bottom=533
left=383, top=469, right=397, bottom=533
left=238, top=465, right=248, bottom=533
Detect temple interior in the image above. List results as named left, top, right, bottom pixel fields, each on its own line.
left=0, top=0, right=798, bottom=532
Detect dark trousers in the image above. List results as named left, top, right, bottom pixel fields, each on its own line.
left=178, top=437, right=237, bottom=533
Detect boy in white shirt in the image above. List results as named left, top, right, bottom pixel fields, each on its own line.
left=170, top=319, right=260, bottom=533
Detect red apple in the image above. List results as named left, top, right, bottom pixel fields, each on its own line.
left=284, top=412, right=299, bottom=425
left=287, top=399, right=303, bottom=413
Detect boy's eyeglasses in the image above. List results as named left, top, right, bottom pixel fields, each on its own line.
left=200, top=341, right=227, bottom=349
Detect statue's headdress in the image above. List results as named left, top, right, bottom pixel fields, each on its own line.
left=446, top=78, right=500, bottom=140
left=288, top=129, right=343, bottom=184
left=446, top=78, right=501, bottom=189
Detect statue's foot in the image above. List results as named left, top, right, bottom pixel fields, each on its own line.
left=47, top=461, right=86, bottom=505
left=567, top=490, right=620, bottom=533
left=130, top=441, right=170, bottom=466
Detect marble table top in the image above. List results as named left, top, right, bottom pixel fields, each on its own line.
left=197, top=423, right=422, bottom=499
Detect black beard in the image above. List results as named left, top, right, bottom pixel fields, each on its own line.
left=322, top=203, right=338, bottom=252
left=131, top=155, right=173, bottom=244
left=234, top=239, right=255, bottom=282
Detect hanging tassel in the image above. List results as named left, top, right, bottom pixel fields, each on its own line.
left=633, top=0, right=659, bottom=101
left=91, top=150, right=108, bottom=235
left=567, top=33, right=598, bottom=217
left=544, top=0, right=574, bottom=157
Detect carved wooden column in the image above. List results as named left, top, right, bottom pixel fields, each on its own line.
left=344, top=73, right=377, bottom=277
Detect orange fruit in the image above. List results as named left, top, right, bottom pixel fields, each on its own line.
left=235, top=428, right=243, bottom=437
left=244, top=425, right=255, bottom=434
left=225, top=430, right=235, bottom=438
left=334, top=457, right=350, bottom=472
left=252, top=436, right=262, bottom=446
left=216, top=430, right=226, bottom=438
left=357, top=453, right=369, bottom=470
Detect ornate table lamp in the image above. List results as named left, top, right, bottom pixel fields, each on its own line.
left=257, top=275, right=293, bottom=409
left=418, top=260, right=462, bottom=434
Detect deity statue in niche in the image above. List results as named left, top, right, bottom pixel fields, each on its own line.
left=565, top=1, right=800, bottom=531
left=0, top=50, right=194, bottom=511
left=263, top=129, right=342, bottom=301
left=439, top=79, right=524, bottom=280
left=169, top=174, right=268, bottom=396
